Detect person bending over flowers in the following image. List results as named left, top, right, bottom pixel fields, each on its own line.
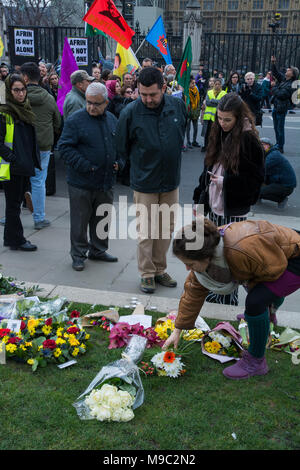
left=163, top=217, right=300, bottom=380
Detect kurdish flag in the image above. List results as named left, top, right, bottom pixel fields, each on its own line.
left=114, top=43, right=140, bottom=80
left=83, top=0, right=135, bottom=50
left=145, top=16, right=172, bottom=65
left=176, top=36, right=192, bottom=105
left=85, top=22, right=108, bottom=39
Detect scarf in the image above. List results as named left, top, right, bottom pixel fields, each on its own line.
left=0, top=76, right=35, bottom=126
left=106, top=80, right=117, bottom=100
left=194, top=237, right=239, bottom=294
left=189, top=85, right=200, bottom=110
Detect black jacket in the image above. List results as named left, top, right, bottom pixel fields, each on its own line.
left=240, top=82, right=263, bottom=124
left=116, top=95, right=187, bottom=193
left=0, top=114, right=40, bottom=177
left=58, top=108, right=121, bottom=191
left=107, top=95, right=127, bottom=119
left=271, top=63, right=294, bottom=114
left=193, top=131, right=265, bottom=216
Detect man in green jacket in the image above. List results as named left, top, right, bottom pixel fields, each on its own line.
left=63, top=70, right=95, bottom=120
left=116, top=67, right=187, bottom=294
left=21, top=62, right=61, bottom=229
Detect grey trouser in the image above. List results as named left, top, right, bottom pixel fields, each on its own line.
left=68, top=184, right=113, bottom=261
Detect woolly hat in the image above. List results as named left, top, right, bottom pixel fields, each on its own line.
left=260, top=137, right=273, bottom=146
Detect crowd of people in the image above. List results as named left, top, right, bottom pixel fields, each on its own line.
left=0, top=54, right=299, bottom=380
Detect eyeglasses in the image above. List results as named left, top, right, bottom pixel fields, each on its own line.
left=125, top=90, right=133, bottom=94
left=86, top=100, right=106, bottom=108
left=11, top=87, right=26, bottom=94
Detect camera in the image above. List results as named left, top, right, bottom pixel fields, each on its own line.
left=269, top=13, right=281, bottom=33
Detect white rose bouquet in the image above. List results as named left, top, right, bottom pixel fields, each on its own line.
left=73, top=335, right=147, bottom=422
left=84, top=382, right=135, bottom=422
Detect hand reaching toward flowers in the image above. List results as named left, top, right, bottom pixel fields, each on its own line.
left=162, top=328, right=181, bottom=350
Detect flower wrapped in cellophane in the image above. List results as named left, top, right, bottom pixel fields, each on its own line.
left=202, top=322, right=244, bottom=363
left=73, top=335, right=147, bottom=422
left=150, top=350, right=186, bottom=378
left=268, top=327, right=300, bottom=355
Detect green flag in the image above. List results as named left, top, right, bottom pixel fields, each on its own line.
left=85, top=22, right=108, bottom=39
left=176, top=36, right=192, bottom=105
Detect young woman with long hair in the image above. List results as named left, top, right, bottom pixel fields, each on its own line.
left=163, top=217, right=300, bottom=380
left=193, top=92, right=265, bottom=305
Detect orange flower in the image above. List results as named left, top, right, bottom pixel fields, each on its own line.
left=163, top=351, right=176, bottom=363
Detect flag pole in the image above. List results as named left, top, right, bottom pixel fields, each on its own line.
left=134, top=38, right=146, bottom=57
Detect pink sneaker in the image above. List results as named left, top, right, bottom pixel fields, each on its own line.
left=223, top=351, right=269, bottom=380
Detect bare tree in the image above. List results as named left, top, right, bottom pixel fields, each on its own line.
left=3, top=0, right=83, bottom=26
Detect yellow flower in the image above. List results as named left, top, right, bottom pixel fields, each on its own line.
left=42, top=325, right=52, bottom=336
left=56, top=337, right=66, bottom=345
left=80, top=343, right=86, bottom=349
left=25, top=342, right=32, bottom=347
left=27, top=359, right=34, bottom=365
left=211, top=341, right=221, bottom=354
left=2, top=336, right=9, bottom=344
left=20, top=345, right=27, bottom=351
left=204, top=341, right=213, bottom=353
left=54, top=348, right=62, bottom=358
left=85, top=334, right=90, bottom=340
left=27, top=318, right=39, bottom=329
left=56, top=328, right=64, bottom=337
left=29, top=328, right=36, bottom=336
left=68, top=335, right=80, bottom=347
left=157, top=369, right=167, bottom=376
left=63, top=333, right=69, bottom=339
left=72, top=347, right=79, bottom=357
left=6, top=344, right=17, bottom=353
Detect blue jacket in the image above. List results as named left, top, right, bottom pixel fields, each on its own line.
left=265, top=145, right=297, bottom=188
left=58, top=108, right=120, bottom=191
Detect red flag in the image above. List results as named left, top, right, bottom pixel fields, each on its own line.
left=83, top=0, right=135, bottom=49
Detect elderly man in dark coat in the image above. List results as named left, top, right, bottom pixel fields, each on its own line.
left=58, top=82, right=122, bottom=271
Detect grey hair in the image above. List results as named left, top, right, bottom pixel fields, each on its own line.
left=86, top=82, right=108, bottom=100
left=245, top=71, right=255, bottom=79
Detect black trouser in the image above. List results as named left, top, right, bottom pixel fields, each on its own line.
left=245, top=283, right=281, bottom=316
left=68, top=184, right=114, bottom=261
left=2, top=174, right=27, bottom=247
left=186, top=118, right=198, bottom=144
left=260, top=183, right=293, bottom=203
left=204, top=120, right=213, bottom=149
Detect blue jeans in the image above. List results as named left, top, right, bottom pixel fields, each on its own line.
left=30, top=150, right=51, bottom=223
left=272, top=110, right=287, bottom=150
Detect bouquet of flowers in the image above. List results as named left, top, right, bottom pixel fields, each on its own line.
left=108, top=322, right=164, bottom=349
left=73, top=335, right=147, bottom=422
left=154, top=314, right=176, bottom=340
left=155, top=312, right=210, bottom=343
left=0, top=308, right=90, bottom=371
left=83, top=380, right=136, bottom=422
left=150, top=350, right=186, bottom=378
left=0, top=270, right=40, bottom=297
left=268, top=327, right=300, bottom=354
left=202, top=322, right=243, bottom=363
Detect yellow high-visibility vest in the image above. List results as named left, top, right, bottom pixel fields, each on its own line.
left=203, top=89, right=227, bottom=122
left=0, top=113, right=14, bottom=181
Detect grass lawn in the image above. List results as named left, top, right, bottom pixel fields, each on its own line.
left=1, top=301, right=300, bottom=451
